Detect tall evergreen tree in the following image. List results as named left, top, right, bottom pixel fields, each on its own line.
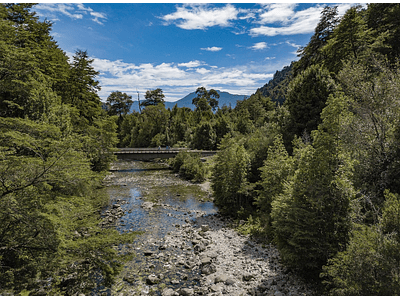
left=295, top=5, right=339, bottom=75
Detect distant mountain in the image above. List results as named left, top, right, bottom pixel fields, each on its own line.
left=129, top=90, right=248, bottom=112
left=256, top=62, right=294, bottom=105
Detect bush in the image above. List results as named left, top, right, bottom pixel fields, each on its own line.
left=170, top=151, right=206, bottom=183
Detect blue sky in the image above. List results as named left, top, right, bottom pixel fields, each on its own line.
left=33, top=2, right=356, bottom=102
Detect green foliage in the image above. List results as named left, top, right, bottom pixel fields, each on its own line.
left=191, top=121, right=216, bottom=150
left=0, top=3, right=69, bottom=120
left=192, top=87, right=219, bottom=112
left=0, top=117, right=131, bottom=295
left=0, top=4, right=131, bottom=294
left=211, top=136, right=251, bottom=216
left=256, top=134, right=294, bottom=238
left=321, top=223, right=400, bottom=295
left=106, top=91, right=133, bottom=118
left=141, top=88, right=165, bottom=108
left=83, top=115, right=118, bottom=172
left=271, top=93, right=354, bottom=277
left=295, top=6, right=339, bottom=75
left=337, top=58, right=400, bottom=219
left=257, top=63, right=293, bottom=105
left=128, top=103, right=170, bottom=147
left=285, top=64, right=336, bottom=140
left=170, top=151, right=207, bottom=183
left=62, top=50, right=102, bottom=128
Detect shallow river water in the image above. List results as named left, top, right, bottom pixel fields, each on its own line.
left=98, top=159, right=217, bottom=295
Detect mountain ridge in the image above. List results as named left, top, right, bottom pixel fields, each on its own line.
left=129, top=90, right=248, bottom=112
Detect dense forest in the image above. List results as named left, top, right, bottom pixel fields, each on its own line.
left=2, top=3, right=400, bottom=296
left=0, top=4, right=136, bottom=295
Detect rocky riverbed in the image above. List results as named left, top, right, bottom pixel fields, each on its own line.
left=99, top=160, right=314, bottom=296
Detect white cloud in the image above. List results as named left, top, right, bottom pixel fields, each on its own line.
left=196, top=68, right=210, bottom=75
left=250, top=4, right=354, bottom=37
left=258, top=3, right=296, bottom=24
left=178, top=60, right=202, bottom=68
left=249, top=42, right=269, bottom=50
left=34, top=3, right=106, bottom=24
left=161, top=4, right=238, bottom=30
left=201, top=47, right=222, bottom=52
left=88, top=55, right=274, bottom=102
left=90, top=11, right=107, bottom=25
left=250, top=5, right=322, bottom=36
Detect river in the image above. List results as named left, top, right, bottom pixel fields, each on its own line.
left=96, top=159, right=314, bottom=296
left=99, top=159, right=217, bottom=295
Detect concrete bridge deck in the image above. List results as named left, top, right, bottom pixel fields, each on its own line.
left=114, top=148, right=217, bottom=160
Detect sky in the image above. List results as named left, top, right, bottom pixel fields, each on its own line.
left=33, top=2, right=356, bottom=102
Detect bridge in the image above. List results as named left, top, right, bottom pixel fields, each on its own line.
left=114, top=148, right=217, bottom=161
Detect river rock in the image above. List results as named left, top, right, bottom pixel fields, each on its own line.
left=210, top=283, right=223, bottom=293
left=162, top=288, right=177, bottom=296
left=194, top=243, right=206, bottom=254
left=201, top=224, right=209, bottom=232
left=201, top=263, right=216, bottom=275
left=146, top=274, right=159, bottom=285
left=179, top=288, right=194, bottom=296
left=191, top=238, right=202, bottom=245
left=200, top=256, right=212, bottom=265
left=171, top=279, right=180, bottom=285
left=242, top=273, right=255, bottom=281
left=214, top=274, right=229, bottom=283
left=123, top=273, right=136, bottom=284
left=225, top=278, right=236, bottom=285
left=141, top=202, right=154, bottom=210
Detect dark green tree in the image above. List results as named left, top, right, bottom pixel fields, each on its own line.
left=106, top=91, right=133, bottom=119
left=141, top=88, right=165, bottom=108
left=62, top=50, right=102, bottom=127
left=271, top=93, right=354, bottom=277
left=295, top=5, right=339, bottom=75
left=192, top=87, right=220, bottom=112
left=285, top=64, right=336, bottom=142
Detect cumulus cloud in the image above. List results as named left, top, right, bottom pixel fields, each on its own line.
left=250, top=5, right=322, bottom=36
left=34, top=3, right=106, bottom=24
left=258, top=3, right=296, bottom=24
left=161, top=4, right=238, bottom=30
left=250, top=3, right=354, bottom=37
left=249, top=42, right=269, bottom=50
left=86, top=55, right=273, bottom=102
left=201, top=47, right=222, bottom=52
left=178, top=60, right=203, bottom=68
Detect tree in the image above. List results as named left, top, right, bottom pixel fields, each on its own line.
left=321, top=6, right=373, bottom=74
left=285, top=64, right=336, bottom=142
left=366, top=3, right=400, bottom=64
left=141, top=88, right=165, bottom=108
left=294, top=5, right=339, bottom=75
left=211, top=136, right=251, bottom=216
left=271, top=93, right=354, bottom=277
left=191, top=121, right=216, bottom=150
left=192, top=87, right=220, bottom=112
left=0, top=117, right=132, bottom=295
left=105, top=91, right=133, bottom=119
left=256, top=134, right=294, bottom=238
left=0, top=3, right=69, bottom=120
left=62, top=50, right=102, bottom=127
